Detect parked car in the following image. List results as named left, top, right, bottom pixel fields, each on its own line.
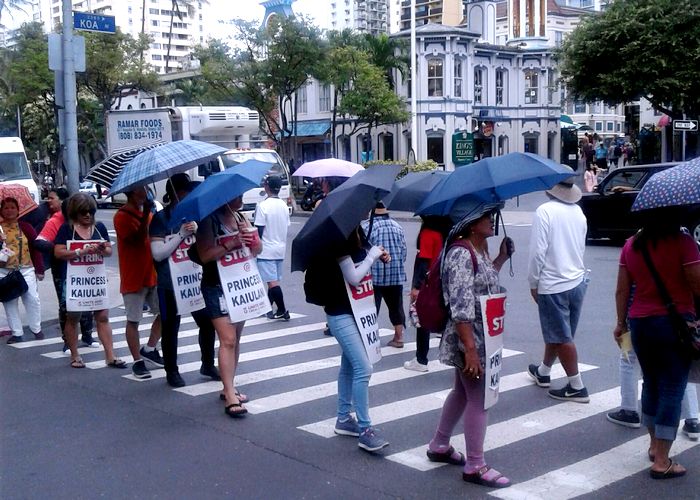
left=578, top=163, right=700, bottom=244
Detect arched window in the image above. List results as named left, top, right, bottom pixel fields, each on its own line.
left=524, top=69, right=538, bottom=104
left=474, top=67, right=485, bottom=104
left=495, top=69, right=506, bottom=105
left=427, top=58, right=443, bottom=97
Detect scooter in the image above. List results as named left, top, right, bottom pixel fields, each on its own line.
left=300, top=179, right=324, bottom=211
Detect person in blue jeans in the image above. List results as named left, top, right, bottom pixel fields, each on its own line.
left=307, top=226, right=390, bottom=452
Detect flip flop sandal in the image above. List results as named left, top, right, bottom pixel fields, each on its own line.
left=71, top=358, right=86, bottom=369
left=650, top=460, right=686, bottom=480
left=224, top=402, right=248, bottom=418
left=648, top=449, right=655, bottom=463
left=426, top=446, right=466, bottom=465
left=219, top=392, right=250, bottom=404
left=106, top=359, right=127, bottom=369
left=462, top=466, right=511, bottom=488
left=387, top=340, right=404, bottom=348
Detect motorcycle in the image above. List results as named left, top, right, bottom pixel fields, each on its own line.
left=300, top=179, right=324, bottom=211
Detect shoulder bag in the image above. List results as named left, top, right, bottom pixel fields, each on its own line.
left=0, top=225, right=29, bottom=302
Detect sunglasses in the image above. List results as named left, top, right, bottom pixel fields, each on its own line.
left=79, top=208, right=97, bottom=216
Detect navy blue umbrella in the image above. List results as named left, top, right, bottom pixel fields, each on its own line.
left=168, top=159, right=272, bottom=227
left=382, top=170, right=449, bottom=212
left=291, top=164, right=402, bottom=272
left=417, top=152, right=575, bottom=216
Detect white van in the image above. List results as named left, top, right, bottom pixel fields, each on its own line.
left=0, top=137, right=40, bottom=202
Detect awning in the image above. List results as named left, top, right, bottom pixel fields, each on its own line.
left=560, top=114, right=574, bottom=124
left=277, top=120, right=331, bottom=139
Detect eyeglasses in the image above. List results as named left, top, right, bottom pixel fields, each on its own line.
left=79, top=208, right=96, bottom=216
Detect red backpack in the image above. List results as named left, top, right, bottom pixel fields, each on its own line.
left=415, top=240, right=477, bottom=333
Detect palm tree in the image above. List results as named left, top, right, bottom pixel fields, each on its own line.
left=363, top=33, right=409, bottom=90
left=165, top=0, right=209, bottom=74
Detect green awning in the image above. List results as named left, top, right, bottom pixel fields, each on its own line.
left=277, top=120, right=331, bottom=138
left=560, top=114, right=574, bottom=124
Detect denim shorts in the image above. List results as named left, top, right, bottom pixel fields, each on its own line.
left=257, top=259, right=284, bottom=282
left=537, top=280, right=586, bottom=344
left=201, top=285, right=228, bottom=319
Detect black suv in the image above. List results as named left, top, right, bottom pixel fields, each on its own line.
left=578, top=163, right=700, bottom=243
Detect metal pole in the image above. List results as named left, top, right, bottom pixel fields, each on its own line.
left=410, top=0, right=417, bottom=161
left=62, top=0, right=80, bottom=194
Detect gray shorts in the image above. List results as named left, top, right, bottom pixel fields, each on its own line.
left=257, top=259, right=284, bottom=283
left=537, top=281, right=587, bottom=344
left=123, top=286, right=160, bottom=323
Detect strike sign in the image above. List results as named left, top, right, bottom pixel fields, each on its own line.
left=344, top=273, right=382, bottom=364
left=480, top=292, right=507, bottom=410
left=65, top=240, right=109, bottom=312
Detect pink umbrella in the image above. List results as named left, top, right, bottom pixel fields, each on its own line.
left=292, top=158, right=364, bottom=178
left=657, top=114, right=671, bottom=127
left=0, top=183, right=38, bottom=222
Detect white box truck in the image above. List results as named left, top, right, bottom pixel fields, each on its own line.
left=0, top=137, right=40, bottom=202
left=103, top=106, right=294, bottom=216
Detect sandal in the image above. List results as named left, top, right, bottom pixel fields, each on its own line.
left=648, top=448, right=655, bottom=463
left=426, top=446, right=466, bottom=465
left=387, top=339, right=404, bottom=348
left=462, top=465, right=511, bottom=488
left=70, top=358, right=85, bottom=369
left=224, top=402, right=248, bottom=418
left=650, top=460, right=686, bottom=479
left=106, top=359, right=127, bottom=369
left=219, top=391, right=249, bottom=404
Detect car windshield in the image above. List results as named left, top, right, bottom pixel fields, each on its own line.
left=0, top=152, right=31, bottom=182
left=220, top=151, right=288, bottom=185
left=604, top=170, right=646, bottom=194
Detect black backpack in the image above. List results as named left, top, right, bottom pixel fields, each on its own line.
left=614, top=145, right=622, bottom=157
left=304, top=260, right=328, bottom=306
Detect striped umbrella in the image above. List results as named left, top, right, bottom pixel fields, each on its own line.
left=85, top=142, right=164, bottom=187
left=109, top=140, right=227, bottom=195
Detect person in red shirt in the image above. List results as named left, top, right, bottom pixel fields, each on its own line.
left=114, top=187, right=162, bottom=379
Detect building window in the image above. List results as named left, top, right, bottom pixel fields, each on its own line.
left=606, top=121, right=614, bottom=131
left=151, top=20, right=159, bottom=26
left=297, top=84, right=308, bottom=114
left=547, top=70, right=556, bottom=105
left=616, top=123, right=622, bottom=132
left=474, top=67, right=484, bottom=104
left=152, top=55, right=163, bottom=61
left=574, top=100, right=586, bottom=113
left=554, top=31, right=563, bottom=47
left=454, top=59, right=462, bottom=98
left=524, top=70, right=538, bottom=104
left=319, top=84, right=331, bottom=112
left=149, top=8, right=158, bottom=14
left=427, top=136, right=444, bottom=165
left=595, top=121, right=603, bottom=131
left=427, top=58, right=443, bottom=97
left=495, top=69, right=506, bottom=105
left=151, top=43, right=161, bottom=49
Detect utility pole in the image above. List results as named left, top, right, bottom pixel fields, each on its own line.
left=62, top=0, right=80, bottom=194
left=410, top=0, right=418, bottom=162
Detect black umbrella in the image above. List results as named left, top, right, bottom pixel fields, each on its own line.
left=383, top=170, right=449, bottom=212
left=291, top=164, right=402, bottom=272
left=85, top=142, right=165, bottom=187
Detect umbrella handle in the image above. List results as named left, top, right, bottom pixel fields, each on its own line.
left=497, top=211, right=514, bottom=278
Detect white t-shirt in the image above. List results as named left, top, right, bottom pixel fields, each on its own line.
left=527, top=199, right=587, bottom=294
left=254, top=196, right=290, bottom=260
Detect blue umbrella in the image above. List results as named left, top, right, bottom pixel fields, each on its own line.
left=382, top=170, right=449, bottom=212
left=417, top=152, right=575, bottom=216
left=168, top=159, right=272, bottom=227
left=109, top=140, right=227, bottom=195
left=631, top=157, right=700, bottom=212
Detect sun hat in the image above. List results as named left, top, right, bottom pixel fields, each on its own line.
left=545, top=166, right=581, bottom=204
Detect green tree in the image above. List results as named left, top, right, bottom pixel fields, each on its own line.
left=363, top=33, right=408, bottom=90
left=558, top=0, right=700, bottom=121
left=0, top=0, right=30, bottom=24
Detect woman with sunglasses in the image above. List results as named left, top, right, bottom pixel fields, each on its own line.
left=54, top=194, right=124, bottom=369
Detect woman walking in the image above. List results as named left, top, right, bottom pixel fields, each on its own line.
left=54, top=194, right=125, bottom=369
left=613, top=208, right=700, bottom=479
left=195, top=195, right=261, bottom=417
left=0, top=197, right=44, bottom=343
left=427, top=200, right=514, bottom=488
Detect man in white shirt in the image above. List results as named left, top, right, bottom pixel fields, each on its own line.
left=526, top=173, right=590, bottom=403
left=255, top=176, right=291, bottom=321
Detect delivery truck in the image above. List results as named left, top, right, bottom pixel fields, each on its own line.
left=0, top=137, right=40, bottom=202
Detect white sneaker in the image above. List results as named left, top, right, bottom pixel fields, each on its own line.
left=403, top=359, right=429, bottom=372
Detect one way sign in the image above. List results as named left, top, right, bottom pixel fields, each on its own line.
left=673, top=120, right=698, bottom=132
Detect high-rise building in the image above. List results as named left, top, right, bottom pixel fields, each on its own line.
left=1, top=0, right=43, bottom=47
left=330, top=0, right=389, bottom=35
left=41, top=0, right=209, bottom=74
left=399, top=0, right=463, bottom=31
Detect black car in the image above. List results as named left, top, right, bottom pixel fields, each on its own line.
left=578, top=163, right=700, bottom=243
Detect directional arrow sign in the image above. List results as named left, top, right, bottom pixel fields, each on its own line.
left=73, top=11, right=116, bottom=34
left=673, top=120, right=698, bottom=132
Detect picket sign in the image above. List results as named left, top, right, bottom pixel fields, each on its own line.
left=166, top=233, right=205, bottom=315
left=66, top=240, right=108, bottom=312
left=344, top=273, right=382, bottom=364
left=480, top=292, right=507, bottom=410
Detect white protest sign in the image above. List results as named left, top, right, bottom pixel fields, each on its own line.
left=344, top=273, right=382, bottom=364
left=167, top=234, right=204, bottom=315
left=216, top=235, right=271, bottom=323
left=480, top=292, right=507, bottom=410
left=66, top=240, right=108, bottom=312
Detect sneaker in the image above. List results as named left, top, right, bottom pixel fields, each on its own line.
left=200, top=364, right=221, bottom=381
left=166, top=371, right=186, bottom=388
left=334, top=416, right=361, bottom=437
left=548, top=384, right=590, bottom=403
left=268, top=310, right=290, bottom=321
left=606, top=409, right=641, bottom=428
left=358, top=427, right=389, bottom=452
left=132, top=360, right=151, bottom=379
left=81, top=334, right=98, bottom=347
left=6, top=335, right=22, bottom=344
left=140, top=347, right=164, bottom=368
left=527, top=364, right=550, bottom=387
left=33, top=331, right=45, bottom=340
left=683, top=420, right=700, bottom=440
left=403, top=359, right=429, bottom=372
left=265, top=310, right=277, bottom=320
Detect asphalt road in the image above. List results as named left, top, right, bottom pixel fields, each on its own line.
left=2, top=194, right=700, bottom=499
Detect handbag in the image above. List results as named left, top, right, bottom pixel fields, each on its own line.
left=640, top=244, right=700, bottom=360
left=0, top=226, right=29, bottom=302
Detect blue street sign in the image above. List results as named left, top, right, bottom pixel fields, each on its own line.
left=73, top=11, right=116, bottom=34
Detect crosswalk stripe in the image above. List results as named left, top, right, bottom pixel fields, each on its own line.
left=18, top=313, right=307, bottom=349
left=298, top=356, right=589, bottom=439
left=489, top=428, right=700, bottom=500
left=385, top=371, right=614, bottom=471
left=245, top=348, right=524, bottom=415
left=172, top=338, right=444, bottom=396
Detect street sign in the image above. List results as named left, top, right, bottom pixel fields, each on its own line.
left=452, top=131, right=474, bottom=166
left=73, top=11, right=116, bottom=33
left=673, top=120, right=698, bottom=132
